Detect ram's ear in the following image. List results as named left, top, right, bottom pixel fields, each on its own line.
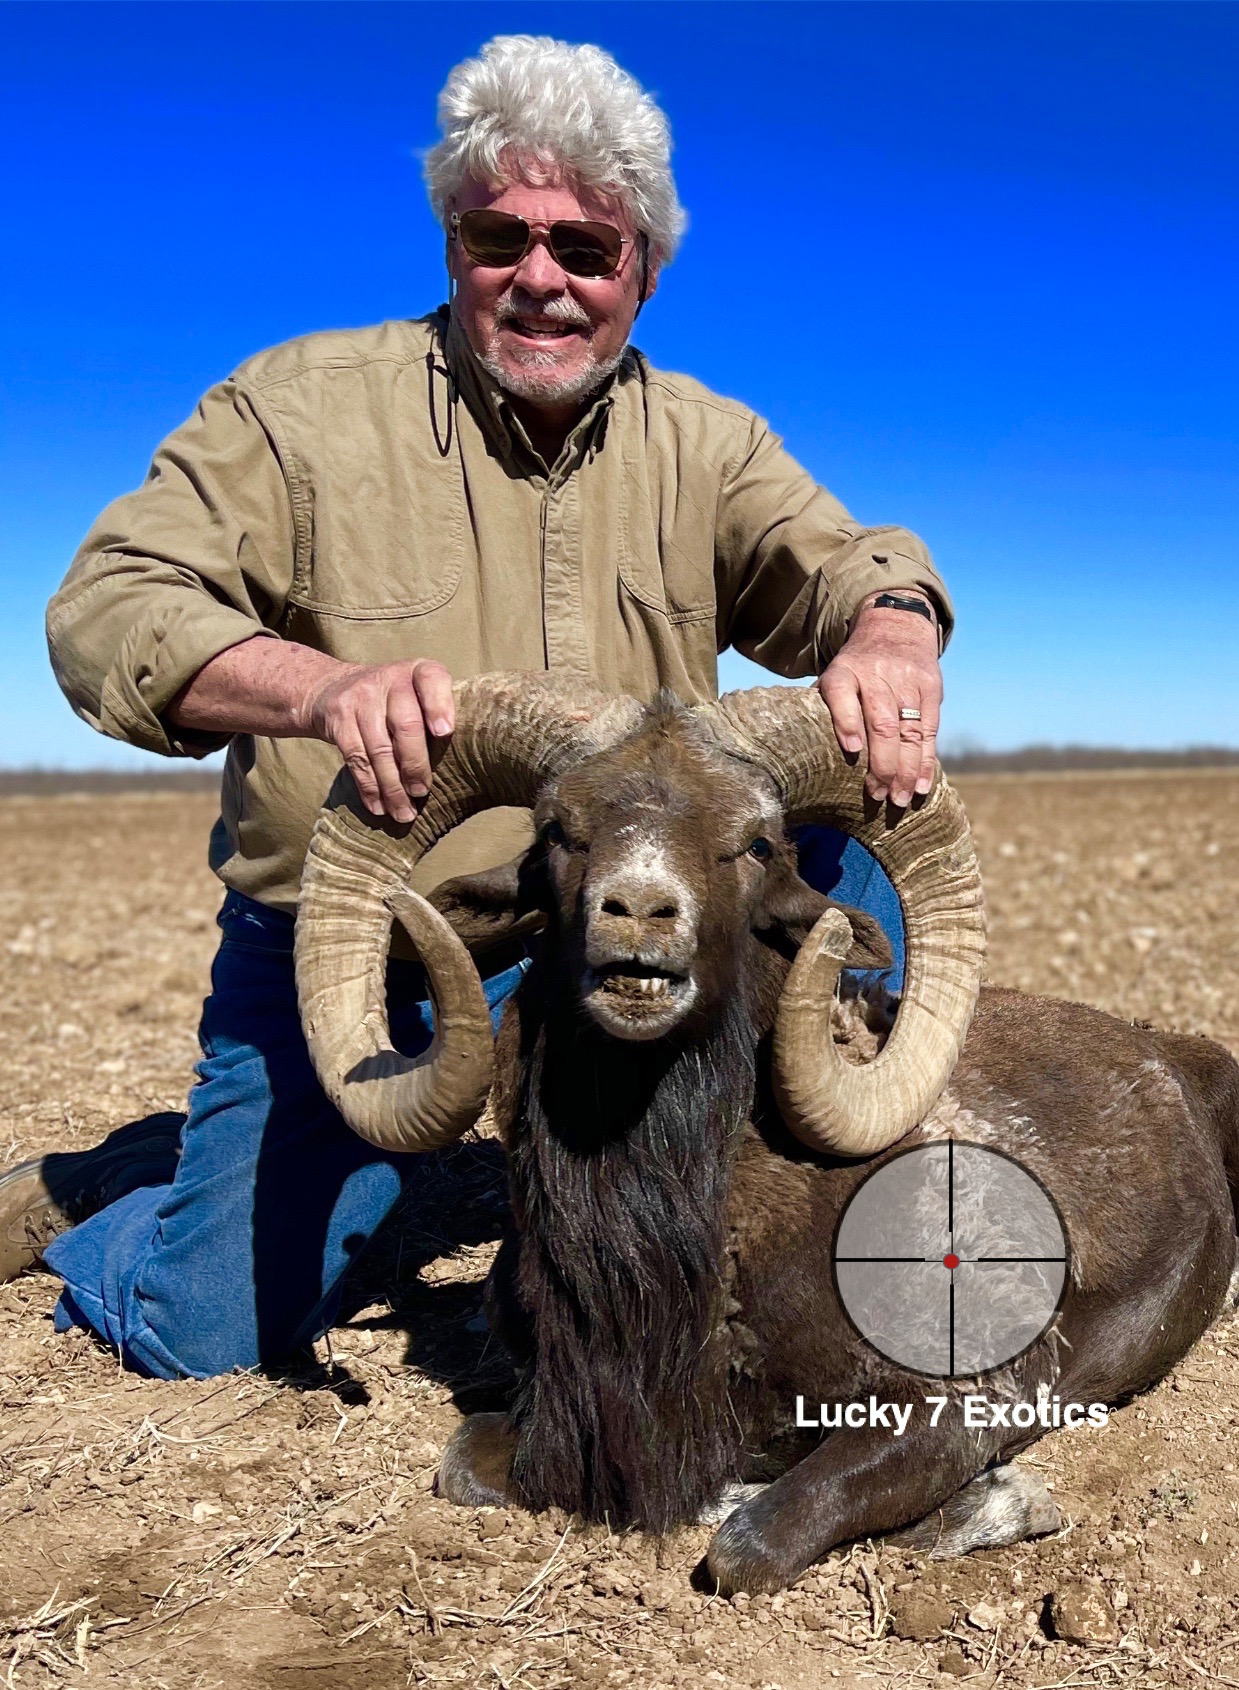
left=755, top=872, right=894, bottom=971
left=427, top=851, right=547, bottom=955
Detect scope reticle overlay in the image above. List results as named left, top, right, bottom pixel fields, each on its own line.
left=833, top=1142, right=1068, bottom=1378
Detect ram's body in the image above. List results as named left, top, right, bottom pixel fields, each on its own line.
left=294, top=678, right=1239, bottom=1594
left=469, top=972, right=1237, bottom=1587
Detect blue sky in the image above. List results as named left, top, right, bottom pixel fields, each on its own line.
left=2, top=1, right=1236, bottom=768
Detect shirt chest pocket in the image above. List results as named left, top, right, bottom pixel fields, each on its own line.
left=614, top=443, right=718, bottom=626
left=286, top=421, right=465, bottom=620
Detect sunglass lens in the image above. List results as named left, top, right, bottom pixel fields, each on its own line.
left=457, top=210, right=531, bottom=266
left=550, top=221, right=623, bottom=277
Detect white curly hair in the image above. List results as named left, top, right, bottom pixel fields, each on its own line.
left=424, top=35, right=686, bottom=265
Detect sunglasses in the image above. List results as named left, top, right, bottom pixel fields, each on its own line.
left=449, top=208, right=633, bottom=279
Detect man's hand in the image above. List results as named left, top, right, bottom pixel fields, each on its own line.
left=168, top=639, right=456, bottom=825
left=303, top=659, right=455, bottom=825
left=818, top=593, right=943, bottom=807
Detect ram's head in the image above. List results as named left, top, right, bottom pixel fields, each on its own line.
left=429, top=695, right=892, bottom=1043
left=294, top=676, right=985, bottom=1158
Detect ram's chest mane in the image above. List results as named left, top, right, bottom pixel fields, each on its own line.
left=504, top=997, right=757, bottom=1532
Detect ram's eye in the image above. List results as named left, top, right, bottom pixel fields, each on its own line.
left=545, top=819, right=567, bottom=849
left=748, top=836, right=773, bottom=861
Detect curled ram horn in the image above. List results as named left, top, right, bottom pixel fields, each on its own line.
left=710, top=686, right=986, bottom=1157
left=294, top=673, right=642, bottom=1152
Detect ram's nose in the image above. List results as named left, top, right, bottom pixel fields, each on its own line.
left=598, top=884, right=681, bottom=923
left=584, top=858, right=697, bottom=968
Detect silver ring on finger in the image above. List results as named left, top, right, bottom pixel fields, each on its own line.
left=898, top=706, right=922, bottom=722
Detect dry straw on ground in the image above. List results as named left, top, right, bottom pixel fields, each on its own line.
left=2, top=773, right=1238, bottom=1689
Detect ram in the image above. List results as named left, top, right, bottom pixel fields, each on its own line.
left=294, top=675, right=1239, bottom=1595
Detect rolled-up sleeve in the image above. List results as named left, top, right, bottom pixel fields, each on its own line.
left=714, top=415, right=954, bottom=676
left=46, top=380, right=296, bottom=757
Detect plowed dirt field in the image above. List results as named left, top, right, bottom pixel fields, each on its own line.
left=2, top=772, right=1237, bottom=1690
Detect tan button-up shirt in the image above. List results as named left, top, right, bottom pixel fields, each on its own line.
left=47, top=309, right=952, bottom=915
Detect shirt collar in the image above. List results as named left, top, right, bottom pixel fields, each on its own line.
left=440, top=305, right=621, bottom=472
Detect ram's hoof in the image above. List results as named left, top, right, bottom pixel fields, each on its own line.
left=705, top=1495, right=807, bottom=1595
left=434, top=1412, right=518, bottom=1508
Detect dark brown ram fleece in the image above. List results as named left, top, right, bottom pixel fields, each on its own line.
left=297, top=686, right=1239, bottom=1595
left=501, top=983, right=755, bottom=1532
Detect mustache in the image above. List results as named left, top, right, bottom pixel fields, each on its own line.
left=494, top=287, right=593, bottom=331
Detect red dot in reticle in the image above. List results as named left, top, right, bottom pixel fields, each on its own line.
left=943, top=1253, right=960, bottom=1270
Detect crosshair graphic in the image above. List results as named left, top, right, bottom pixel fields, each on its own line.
left=833, top=1141, right=1068, bottom=1377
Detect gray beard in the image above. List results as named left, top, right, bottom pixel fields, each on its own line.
left=477, top=338, right=625, bottom=408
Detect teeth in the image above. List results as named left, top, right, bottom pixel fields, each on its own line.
left=598, top=970, right=675, bottom=1000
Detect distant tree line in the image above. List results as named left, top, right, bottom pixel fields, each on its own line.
left=943, top=746, right=1239, bottom=774
left=0, top=769, right=223, bottom=795
left=3, top=746, right=1239, bottom=797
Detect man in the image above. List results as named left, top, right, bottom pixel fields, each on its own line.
left=2, top=35, right=951, bottom=1377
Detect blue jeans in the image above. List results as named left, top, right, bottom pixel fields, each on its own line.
left=797, top=826, right=905, bottom=993
left=45, top=891, right=530, bottom=1379
left=45, top=831, right=901, bottom=1380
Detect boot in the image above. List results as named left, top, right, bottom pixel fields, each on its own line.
left=0, top=1112, right=185, bottom=1283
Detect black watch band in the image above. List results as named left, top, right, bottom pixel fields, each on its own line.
left=871, top=592, right=936, bottom=625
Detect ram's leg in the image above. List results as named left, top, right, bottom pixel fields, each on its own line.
left=435, top=1412, right=519, bottom=1508
left=707, top=1417, right=1011, bottom=1595
left=482, top=1228, right=535, bottom=1370
left=883, top=1462, right=1060, bottom=1557
left=697, top=1482, right=770, bottom=1527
